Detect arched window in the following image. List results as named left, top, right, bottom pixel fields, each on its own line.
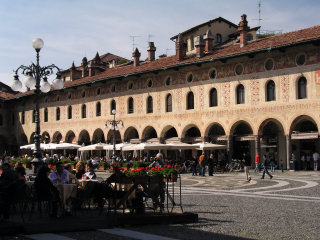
left=32, top=110, right=35, bottom=123
left=298, top=77, right=307, bottom=99
left=21, top=111, right=25, bottom=124
left=110, top=100, right=116, bottom=114
left=236, top=84, right=245, bottom=104
left=68, top=106, right=72, bottom=119
left=166, top=94, right=172, bottom=112
left=216, top=33, right=222, bottom=44
left=56, top=107, right=60, bottom=121
left=44, top=108, right=48, bottom=122
left=209, top=88, right=218, bottom=107
left=82, top=104, right=86, bottom=118
left=96, top=102, right=101, bottom=116
left=128, top=97, right=134, bottom=114
left=147, top=96, right=153, bottom=114
left=266, top=80, right=276, bottom=101
left=0, top=114, right=2, bottom=126
left=186, top=91, right=194, bottom=110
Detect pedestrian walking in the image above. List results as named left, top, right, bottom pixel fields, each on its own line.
left=261, top=154, right=273, bottom=179
left=198, top=152, right=206, bottom=177
left=313, top=151, right=319, bottom=171
left=254, top=154, right=260, bottom=173
left=208, top=153, right=214, bottom=176
left=242, top=152, right=251, bottom=182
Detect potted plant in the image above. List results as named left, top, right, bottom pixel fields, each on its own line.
left=100, top=161, right=107, bottom=170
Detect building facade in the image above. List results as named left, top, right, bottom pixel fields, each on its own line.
left=2, top=15, right=320, bottom=169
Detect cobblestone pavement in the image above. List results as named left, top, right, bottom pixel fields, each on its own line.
left=4, top=170, right=320, bottom=240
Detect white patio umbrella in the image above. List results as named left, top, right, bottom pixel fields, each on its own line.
left=193, top=142, right=227, bottom=150
left=78, top=143, right=108, bottom=151
left=20, top=144, right=35, bottom=150
left=122, top=142, right=169, bottom=151
left=55, top=143, right=81, bottom=150
left=166, top=142, right=197, bottom=150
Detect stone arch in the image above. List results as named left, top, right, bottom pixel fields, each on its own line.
left=181, top=124, right=201, bottom=143
left=106, top=130, right=121, bottom=144
left=141, top=126, right=158, bottom=142
left=124, top=127, right=139, bottom=143
left=92, top=128, right=106, bottom=144
left=65, top=130, right=76, bottom=144
left=258, top=118, right=286, bottom=165
left=78, top=129, right=91, bottom=145
left=41, top=131, right=50, bottom=143
left=230, top=120, right=254, bottom=160
left=289, top=115, right=318, bottom=134
left=52, top=131, right=63, bottom=143
left=161, top=125, right=178, bottom=142
left=205, top=122, right=226, bottom=143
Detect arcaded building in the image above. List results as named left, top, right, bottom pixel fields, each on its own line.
left=1, top=15, right=320, bottom=169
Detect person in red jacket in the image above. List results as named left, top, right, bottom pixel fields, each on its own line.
left=254, top=154, right=260, bottom=173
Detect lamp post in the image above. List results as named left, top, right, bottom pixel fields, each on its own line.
left=11, top=38, right=64, bottom=174
left=104, top=109, right=124, bottom=161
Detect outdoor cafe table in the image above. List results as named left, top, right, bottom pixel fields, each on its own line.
left=78, top=179, right=98, bottom=189
left=55, top=183, right=77, bottom=210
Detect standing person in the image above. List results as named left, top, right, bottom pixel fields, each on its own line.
left=269, top=155, right=276, bottom=172
left=198, top=152, right=206, bottom=177
left=254, top=154, right=260, bottom=173
left=279, top=159, right=284, bottom=172
left=191, top=154, right=198, bottom=176
left=261, top=154, right=273, bottom=179
left=242, top=153, right=251, bottom=182
left=306, top=153, right=311, bottom=170
left=313, top=151, right=319, bottom=171
left=208, top=153, right=214, bottom=176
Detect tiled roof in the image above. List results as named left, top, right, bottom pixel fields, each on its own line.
left=0, top=92, right=15, bottom=99
left=170, top=16, right=238, bottom=40
left=4, top=24, right=320, bottom=100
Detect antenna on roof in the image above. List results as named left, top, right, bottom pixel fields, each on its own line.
left=252, top=0, right=263, bottom=35
left=129, top=36, right=141, bottom=52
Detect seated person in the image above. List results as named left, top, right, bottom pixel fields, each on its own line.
left=75, top=161, right=86, bottom=179
left=65, top=164, right=79, bottom=185
left=50, top=162, right=69, bottom=184
left=34, top=166, right=60, bottom=218
left=84, top=161, right=97, bottom=179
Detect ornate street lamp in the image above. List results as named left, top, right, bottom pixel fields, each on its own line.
left=11, top=38, right=64, bottom=174
left=104, top=109, right=124, bottom=161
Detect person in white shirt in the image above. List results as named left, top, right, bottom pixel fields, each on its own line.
left=50, top=162, right=69, bottom=184
left=313, top=151, right=319, bottom=171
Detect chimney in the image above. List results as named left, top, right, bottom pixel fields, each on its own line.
left=88, top=61, right=95, bottom=77
left=132, top=48, right=141, bottom=67
left=204, top=30, right=214, bottom=52
left=176, top=34, right=185, bottom=61
left=147, top=42, right=156, bottom=61
left=238, top=14, right=250, bottom=47
left=81, top=57, right=88, bottom=77
left=195, top=35, right=205, bottom=58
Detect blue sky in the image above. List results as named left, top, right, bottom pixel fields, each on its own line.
left=0, top=0, right=319, bottom=87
